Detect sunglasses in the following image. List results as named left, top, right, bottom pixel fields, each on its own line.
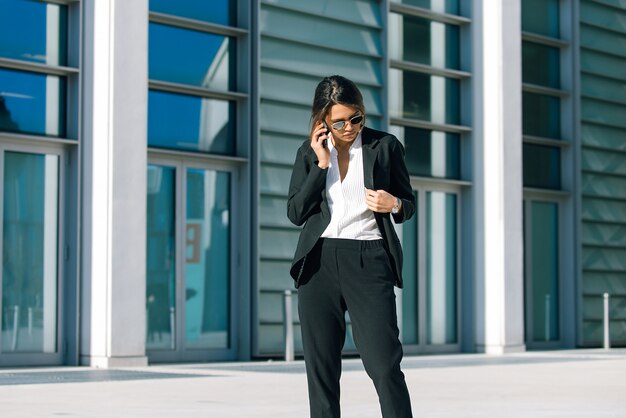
left=329, top=114, right=364, bottom=131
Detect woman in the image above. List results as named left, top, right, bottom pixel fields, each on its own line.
left=287, top=75, right=415, bottom=418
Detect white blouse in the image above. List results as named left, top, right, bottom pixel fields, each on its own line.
left=320, top=133, right=382, bottom=240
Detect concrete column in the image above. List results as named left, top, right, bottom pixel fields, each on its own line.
left=471, top=0, right=526, bottom=354
left=80, top=0, right=148, bottom=367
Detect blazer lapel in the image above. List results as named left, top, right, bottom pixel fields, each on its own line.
left=361, top=128, right=379, bottom=189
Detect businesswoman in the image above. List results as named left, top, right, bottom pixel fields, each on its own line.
left=287, top=75, right=415, bottom=418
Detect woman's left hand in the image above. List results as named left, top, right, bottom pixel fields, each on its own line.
left=365, top=188, right=398, bottom=213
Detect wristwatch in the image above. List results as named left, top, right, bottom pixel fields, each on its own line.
left=391, top=197, right=401, bottom=214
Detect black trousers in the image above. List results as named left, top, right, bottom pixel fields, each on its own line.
left=298, top=238, right=413, bottom=418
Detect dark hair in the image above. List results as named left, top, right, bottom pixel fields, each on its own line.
left=310, top=75, right=366, bottom=133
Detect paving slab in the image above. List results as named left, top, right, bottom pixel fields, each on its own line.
left=0, top=349, right=625, bottom=417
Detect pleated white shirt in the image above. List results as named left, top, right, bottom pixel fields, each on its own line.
left=320, top=133, right=382, bottom=240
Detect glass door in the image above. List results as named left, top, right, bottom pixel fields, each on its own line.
left=524, top=199, right=561, bottom=348
left=401, top=185, right=461, bottom=354
left=146, top=157, right=236, bottom=362
left=0, top=147, right=64, bottom=366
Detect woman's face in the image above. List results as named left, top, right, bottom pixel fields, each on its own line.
left=325, top=104, right=363, bottom=145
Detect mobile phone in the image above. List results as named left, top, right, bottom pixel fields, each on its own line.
left=322, top=121, right=330, bottom=147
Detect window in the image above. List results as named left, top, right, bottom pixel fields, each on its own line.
left=0, top=0, right=79, bottom=366
left=521, top=0, right=570, bottom=348
left=148, top=0, right=243, bottom=155
left=146, top=0, right=246, bottom=362
left=390, top=0, right=468, bottom=354
left=0, top=0, right=77, bottom=140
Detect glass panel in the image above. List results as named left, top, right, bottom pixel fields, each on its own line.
left=522, top=0, right=560, bottom=38
left=149, top=23, right=235, bottom=91
left=523, top=144, right=561, bottom=189
left=402, top=192, right=418, bottom=345
left=426, top=191, right=457, bottom=345
left=148, top=90, right=236, bottom=155
left=149, top=0, right=236, bottom=26
left=395, top=126, right=460, bottom=179
left=389, top=13, right=460, bottom=70
left=390, top=0, right=460, bottom=15
left=528, top=201, right=559, bottom=342
left=0, top=68, right=67, bottom=138
left=2, top=151, right=58, bottom=353
left=146, top=165, right=176, bottom=351
left=389, top=69, right=460, bottom=125
left=185, top=168, right=230, bottom=349
left=522, top=42, right=560, bottom=89
left=0, top=0, right=68, bottom=66
left=522, top=92, right=560, bottom=139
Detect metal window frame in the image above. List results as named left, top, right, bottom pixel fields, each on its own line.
left=0, top=141, right=68, bottom=366
left=401, top=181, right=464, bottom=355
left=146, top=154, right=241, bottom=363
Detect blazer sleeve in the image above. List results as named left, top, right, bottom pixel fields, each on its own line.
left=287, top=145, right=328, bottom=226
left=389, top=138, right=415, bottom=224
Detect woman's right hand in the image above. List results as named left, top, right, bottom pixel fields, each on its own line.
left=311, top=122, right=331, bottom=169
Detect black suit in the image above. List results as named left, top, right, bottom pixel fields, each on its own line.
left=287, top=127, right=415, bottom=418
left=287, top=126, right=416, bottom=288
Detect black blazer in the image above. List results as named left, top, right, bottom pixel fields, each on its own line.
left=287, top=127, right=416, bottom=288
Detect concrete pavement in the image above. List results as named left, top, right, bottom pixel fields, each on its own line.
left=0, top=349, right=625, bottom=417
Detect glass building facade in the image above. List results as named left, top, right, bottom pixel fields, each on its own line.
left=0, top=0, right=624, bottom=367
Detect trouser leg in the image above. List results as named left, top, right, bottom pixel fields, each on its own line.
left=340, top=243, right=413, bottom=418
left=298, top=243, right=346, bottom=418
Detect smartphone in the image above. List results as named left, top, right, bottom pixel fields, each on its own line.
left=322, top=121, right=330, bottom=148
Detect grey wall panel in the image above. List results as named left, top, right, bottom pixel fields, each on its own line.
left=256, top=0, right=384, bottom=356
left=579, top=1, right=626, bottom=347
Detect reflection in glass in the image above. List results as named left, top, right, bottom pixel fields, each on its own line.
left=390, top=0, right=459, bottom=15
left=185, top=169, right=230, bottom=349
left=389, top=69, right=460, bottom=125
left=523, top=92, right=560, bottom=139
left=426, top=192, right=457, bottom=345
left=148, top=90, right=235, bottom=155
left=522, top=0, right=560, bottom=38
left=149, top=23, right=235, bottom=91
left=0, top=0, right=68, bottom=66
left=146, top=165, right=176, bottom=351
left=2, top=152, right=58, bottom=353
left=527, top=201, right=559, bottom=342
left=389, top=13, right=459, bottom=70
left=0, top=68, right=67, bottom=137
left=402, top=192, right=418, bottom=345
left=395, top=126, right=460, bottom=179
left=523, top=144, right=561, bottom=189
left=522, top=42, right=560, bottom=88
left=149, top=0, right=236, bottom=26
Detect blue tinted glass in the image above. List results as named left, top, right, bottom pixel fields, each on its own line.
left=426, top=191, right=457, bottom=345
left=391, top=0, right=459, bottom=15
left=523, top=92, right=560, bottom=139
left=390, top=13, right=460, bottom=69
left=529, top=201, right=560, bottom=342
left=3, top=151, right=59, bottom=353
left=0, top=68, right=67, bottom=137
left=523, top=144, right=561, bottom=189
left=390, top=69, right=460, bottom=125
left=522, top=0, right=559, bottom=38
left=402, top=191, right=418, bottom=345
left=146, top=164, right=176, bottom=351
left=150, top=0, right=235, bottom=26
left=185, top=168, right=231, bottom=349
left=148, top=90, right=236, bottom=155
left=149, top=23, right=235, bottom=90
left=0, top=0, right=67, bottom=66
left=397, top=126, right=460, bottom=179
left=523, top=42, right=560, bottom=88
